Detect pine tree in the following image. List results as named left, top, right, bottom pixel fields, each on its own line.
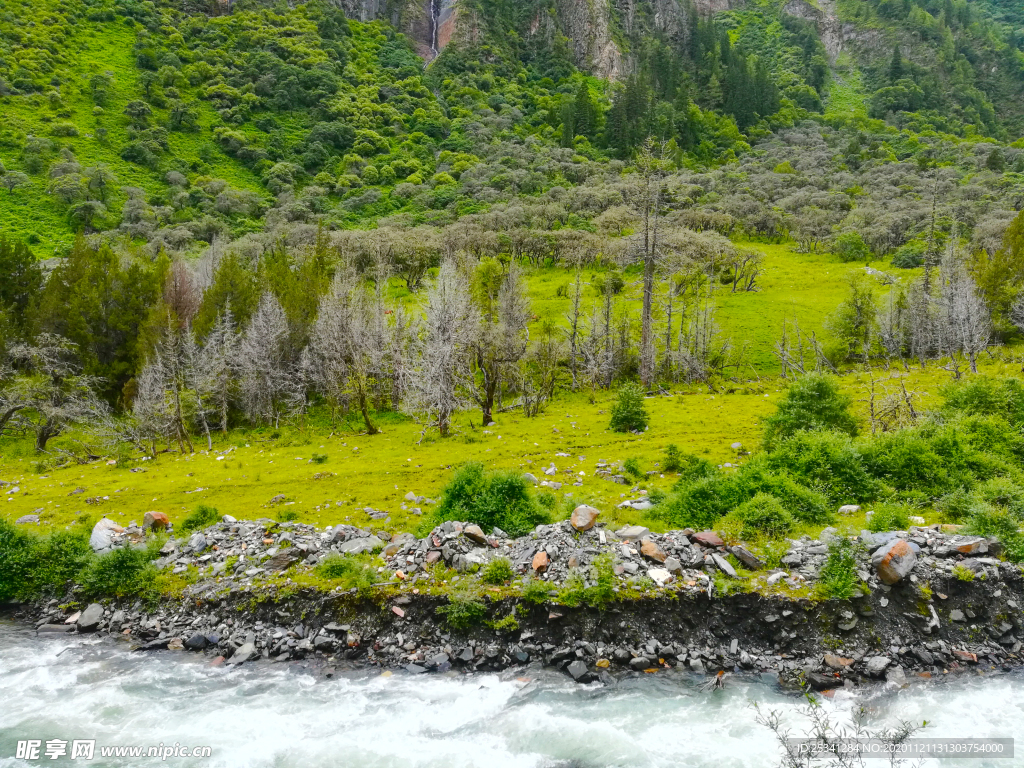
left=889, top=45, right=904, bottom=83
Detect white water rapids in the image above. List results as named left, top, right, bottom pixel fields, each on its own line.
left=1, top=622, right=1023, bottom=767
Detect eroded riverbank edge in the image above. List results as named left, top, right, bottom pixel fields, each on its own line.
left=8, top=567, right=1024, bottom=691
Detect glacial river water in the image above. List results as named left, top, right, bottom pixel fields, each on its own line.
left=1, top=622, right=1023, bottom=768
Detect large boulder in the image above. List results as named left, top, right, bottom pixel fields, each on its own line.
left=692, top=531, right=724, bottom=548
left=615, top=525, right=650, bottom=541
left=532, top=551, right=550, bottom=572
left=228, top=642, right=255, bottom=665
left=730, top=545, right=764, bottom=570
left=463, top=524, right=487, bottom=545
left=76, top=603, right=104, bottom=632
left=639, top=538, right=668, bottom=563
left=570, top=505, right=600, bottom=532
left=872, top=539, right=916, bottom=585
left=338, top=535, right=383, bottom=555
left=142, top=511, right=169, bottom=531
left=89, top=518, right=124, bottom=553
left=264, top=550, right=301, bottom=572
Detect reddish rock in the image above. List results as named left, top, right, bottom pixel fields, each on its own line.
left=570, top=505, right=600, bottom=532
left=532, top=551, right=550, bottom=572
left=392, top=606, right=405, bottom=618
left=143, top=511, right=169, bottom=530
left=425, top=550, right=441, bottom=565
left=952, top=650, right=977, bottom=663
left=823, top=653, right=854, bottom=670
left=463, top=524, right=487, bottom=545
left=873, top=539, right=917, bottom=585
left=640, top=538, right=668, bottom=563
left=692, top=531, right=724, bottom=548
left=956, top=538, right=988, bottom=555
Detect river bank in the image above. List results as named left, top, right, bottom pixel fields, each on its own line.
left=8, top=512, right=1024, bottom=691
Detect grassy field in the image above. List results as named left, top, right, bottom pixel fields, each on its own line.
left=3, top=352, right=1017, bottom=540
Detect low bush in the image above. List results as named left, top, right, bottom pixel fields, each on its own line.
left=431, top=463, right=549, bottom=537
left=32, top=530, right=93, bottom=594
left=762, top=374, right=858, bottom=449
left=79, top=545, right=158, bottom=599
left=310, top=453, right=328, bottom=465
left=816, top=539, right=859, bottom=599
left=521, top=577, right=551, bottom=604
left=663, top=444, right=683, bottom=473
left=315, top=554, right=377, bottom=591
left=609, top=383, right=648, bottom=433
left=0, top=519, right=35, bottom=601
left=975, top=476, right=1024, bottom=518
left=622, top=456, right=644, bottom=480
left=867, top=503, right=911, bottom=532
left=481, top=557, right=514, bottom=585
left=952, top=564, right=975, bottom=582
left=936, top=488, right=976, bottom=523
left=726, top=493, right=794, bottom=540
left=942, top=377, right=1024, bottom=428
left=435, top=591, right=486, bottom=630
left=181, top=504, right=220, bottom=532
left=965, top=505, right=1024, bottom=562
left=766, top=430, right=877, bottom=504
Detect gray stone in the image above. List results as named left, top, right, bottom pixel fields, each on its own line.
left=89, top=518, right=124, bottom=552
left=688, top=658, right=706, bottom=674
left=228, top=642, right=256, bottom=665
left=712, top=553, right=737, bottom=578
left=264, top=551, right=301, bottom=572
left=15, top=514, right=39, bottom=524
left=188, top=532, right=207, bottom=553
left=730, top=545, right=764, bottom=570
left=885, top=666, right=907, bottom=686
left=615, top=525, right=650, bottom=541
left=338, top=536, right=383, bottom=554
left=567, top=660, right=589, bottom=680
left=222, top=514, right=237, bottom=524
left=463, top=524, right=487, bottom=545
left=663, top=556, right=683, bottom=575
left=523, top=473, right=538, bottom=485
left=38, top=624, right=75, bottom=633
left=864, top=656, right=891, bottom=677
left=949, top=609, right=965, bottom=622
left=76, top=603, right=104, bottom=632
left=184, top=633, right=208, bottom=651
left=629, top=656, right=651, bottom=670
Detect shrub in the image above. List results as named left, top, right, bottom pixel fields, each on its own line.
left=942, top=377, right=1024, bottom=428
left=760, top=539, right=790, bottom=569
left=816, top=539, right=859, bottom=599
left=181, top=504, right=220, bottom=532
left=655, top=474, right=736, bottom=530
left=765, top=430, right=877, bottom=505
left=762, top=375, right=858, bottom=449
left=732, top=457, right=833, bottom=524
left=867, top=503, right=911, bottom=532
left=586, top=553, right=616, bottom=607
left=858, top=421, right=976, bottom=497
left=33, top=530, right=93, bottom=594
left=558, top=569, right=587, bottom=606
left=435, top=591, right=486, bottom=630
left=315, top=554, right=376, bottom=591
left=79, top=546, right=157, bottom=599
left=481, top=557, right=514, bottom=585
left=277, top=509, right=299, bottom=522
left=833, top=231, right=871, bottom=262
left=965, top=505, right=1024, bottom=562
left=668, top=452, right=717, bottom=483
left=936, top=488, right=976, bottom=523
left=890, top=240, right=926, bottom=268
left=310, top=453, right=328, bottom=465
left=0, top=519, right=35, bottom=601
left=952, top=564, right=975, bottom=582
left=663, top=444, right=683, bottom=473
left=609, top=383, right=648, bottom=433
left=521, top=577, right=551, bottom=604
left=432, top=463, right=549, bottom=537
left=975, top=477, right=1024, bottom=518
left=536, top=490, right=557, bottom=510
left=622, top=456, right=644, bottom=480
left=726, top=493, right=794, bottom=540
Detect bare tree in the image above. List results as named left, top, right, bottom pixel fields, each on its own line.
left=469, top=261, right=531, bottom=425
left=633, top=139, right=668, bottom=389
left=236, top=292, right=300, bottom=427
left=201, top=306, right=238, bottom=434
left=937, top=239, right=991, bottom=375
left=408, top=260, right=477, bottom=437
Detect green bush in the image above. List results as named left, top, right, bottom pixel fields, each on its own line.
left=662, top=444, right=684, bottom=473
left=315, top=554, right=377, bottom=591
left=310, top=453, right=328, bottom=465
left=858, top=421, right=977, bottom=497
left=436, top=591, right=487, bottom=630
left=766, top=430, right=877, bottom=505
left=521, top=577, right=551, bottom=604
left=277, top=509, right=299, bottom=522
left=0, top=519, right=35, bottom=601
left=181, top=504, right=220, bottom=532
left=952, top=563, right=975, bottom=582
left=726, top=493, right=794, bottom=540
left=732, top=457, right=833, bottom=524
left=833, top=231, right=871, bottom=262
left=942, top=377, right=1024, bottom=428
left=586, top=552, right=616, bottom=607
left=816, top=539, right=860, bottom=599
left=622, top=456, right=644, bottom=480
left=609, top=383, right=649, bottom=433
left=965, top=505, right=1024, bottom=562
left=867, top=503, right=911, bottom=532
left=79, top=545, right=157, bottom=599
left=655, top=474, right=735, bottom=530
left=431, top=463, right=549, bottom=537
left=481, top=556, right=514, bottom=585
left=558, top=569, right=587, bottom=606
left=536, top=490, right=557, bottom=510
left=936, top=488, right=976, bottom=523
left=762, top=374, right=858, bottom=449
left=33, top=530, right=93, bottom=594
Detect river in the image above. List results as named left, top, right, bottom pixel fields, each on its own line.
left=1, top=622, right=1022, bottom=767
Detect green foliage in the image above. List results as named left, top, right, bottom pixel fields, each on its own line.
left=435, top=591, right=487, bottom=630
left=481, top=556, right=514, bottom=585
left=0, top=519, right=35, bottom=601
left=181, top=504, right=220, bottom=532
left=277, top=509, right=299, bottom=522
left=487, top=609, right=519, bottom=632
left=310, top=453, right=329, bottom=465
left=314, top=554, right=376, bottom=591
left=79, top=544, right=157, bottom=599
left=609, top=383, right=649, bottom=433
left=558, top=569, right=587, bottom=607
left=816, top=539, right=859, bottom=600
left=867, top=504, right=911, bottom=532
left=965, top=506, right=1024, bottom=562
left=766, top=430, right=877, bottom=505
left=952, top=564, right=975, bottom=582
left=32, top=529, right=94, bottom=594
left=431, top=463, right=548, bottom=537
left=942, top=378, right=1024, bottom=428
left=833, top=231, right=871, bottom=262
left=762, top=375, right=858, bottom=449
left=663, top=444, right=683, bottom=473
left=622, top=456, right=644, bottom=480
left=521, top=577, right=551, bottom=604
left=725, top=492, right=794, bottom=540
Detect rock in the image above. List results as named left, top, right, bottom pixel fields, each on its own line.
left=838, top=505, right=861, bottom=516
left=567, top=660, right=589, bottom=681
left=730, top=545, right=764, bottom=570
left=615, top=525, right=650, bottom=541
left=338, top=536, right=383, bottom=555
left=463, top=524, right=487, bottom=545
left=425, top=550, right=441, bottom=565
left=184, top=634, right=208, bottom=651
left=864, top=656, right=891, bottom=677
left=142, top=511, right=169, bottom=530
left=76, top=603, right=104, bottom=632
left=405, top=664, right=427, bottom=675
left=618, top=499, right=653, bottom=510
left=523, top=473, right=538, bottom=485
left=629, top=656, right=651, bottom=670
left=228, top=642, right=256, bottom=665
left=64, top=611, right=81, bottom=625
left=823, top=654, right=854, bottom=670
left=167, top=637, right=184, bottom=651
left=268, top=494, right=286, bottom=505
left=532, top=551, right=550, bottom=572
left=711, top=553, right=737, bottom=578
left=688, top=658, right=706, bottom=674
left=663, top=556, right=683, bottom=575
left=872, top=539, right=917, bottom=585
left=38, top=624, right=75, bottom=633
left=89, top=518, right=124, bottom=552
left=188, top=532, right=207, bottom=553
left=640, top=538, right=668, bottom=563
left=885, top=666, right=907, bottom=685
left=908, top=516, right=926, bottom=526
left=949, top=609, right=965, bottom=622
left=15, top=514, right=39, bottom=524
left=952, top=649, right=977, bottom=664
left=806, top=672, right=837, bottom=691
left=766, top=571, right=787, bottom=585
left=570, top=505, right=600, bottom=532
left=956, top=538, right=988, bottom=555
left=692, top=531, right=724, bottom=548
left=264, top=551, right=301, bottom=572
left=647, top=568, right=673, bottom=586
left=404, top=491, right=418, bottom=502
left=222, top=514, right=237, bottom=524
